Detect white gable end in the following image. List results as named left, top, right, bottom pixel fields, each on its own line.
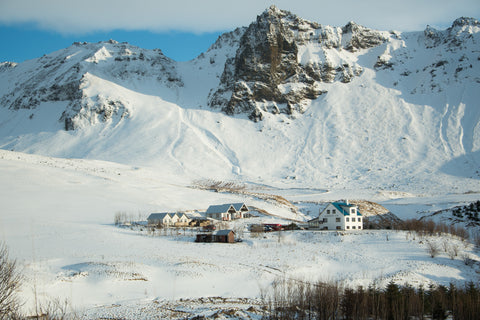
left=309, top=202, right=363, bottom=231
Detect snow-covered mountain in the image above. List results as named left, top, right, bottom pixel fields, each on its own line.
left=0, top=6, right=479, bottom=193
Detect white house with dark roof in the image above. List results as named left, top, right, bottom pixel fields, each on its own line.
left=147, top=212, right=191, bottom=226
left=231, top=203, right=249, bottom=219
left=308, top=201, right=363, bottom=230
left=205, top=203, right=249, bottom=221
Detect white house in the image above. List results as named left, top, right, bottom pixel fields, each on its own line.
left=205, top=203, right=249, bottom=221
left=147, top=212, right=191, bottom=226
left=231, top=203, right=249, bottom=219
left=175, top=212, right=191, bottom=226
left=308, top=201, right=363, bottom=231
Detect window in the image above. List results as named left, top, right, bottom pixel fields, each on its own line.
left=336, top=226, right=341, bottom=230
left=346, top=217, right=350, bottom=222
left=327, top=210, right=330, bottom=214
left=359, top=226, right=362, bottom=229
left=346, top=226, right=350, bottom=229
left=332, top=209, right=336, bottom=214
left=352, top=226, right=356, bottom=229
left=352, top=218, right=356, bottom=222
left=358, top=217, right=362, bottom=222
left=351, top=208, right=356, bottom=214
left=336, top=218, right=341, bottom=222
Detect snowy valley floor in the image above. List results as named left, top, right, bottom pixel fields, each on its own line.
left=0, top=150, right=479, bottom=318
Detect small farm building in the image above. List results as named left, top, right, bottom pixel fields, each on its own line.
left=195, top=230, right=236, bottom=243
left=215, top=229, right=235, bottom=243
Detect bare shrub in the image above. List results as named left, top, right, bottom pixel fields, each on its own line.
left=442, top=240, right=449, bottom=252
left=447, top=244, right=458, bottom=260
left=114, top=211, right=127, bottom=226
left=426, top=241, right=440, bottom=258
left=0, top=242, right=22, bottom=319
left=192, top=179, right=246, bottom=193
left=453, top=225, right=469, bottom=241
left=461, top=253, right=475, bottom=266
left=30, top=297, right=78, bottom=320
left=473, top=232, right=480, bottom=248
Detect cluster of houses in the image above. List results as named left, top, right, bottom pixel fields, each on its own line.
left=147, top=202, right=250, bottom=227
left=146, top=201, right=363, bottom=242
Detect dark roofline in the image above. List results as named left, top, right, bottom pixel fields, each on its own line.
left=329, top=202, right=362, bottom=216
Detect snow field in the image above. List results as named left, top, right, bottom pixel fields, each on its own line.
left=1, top=149, right=479, bottom=316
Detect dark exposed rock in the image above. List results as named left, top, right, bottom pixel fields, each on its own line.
left=60, top=94, right=130, bottom=131
left=208, top=6, right=384, bottom=119
left=424, top=17, right=480, bottom=49
left=342, top=21, right=388, bottom=52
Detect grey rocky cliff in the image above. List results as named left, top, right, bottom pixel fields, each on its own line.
left=208, top=5, right=387, bottom=121
left=0, top=7, right=477, bottom=130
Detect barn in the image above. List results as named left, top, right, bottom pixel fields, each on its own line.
left=214, top=230, right=235, bottom=243
left=195, top=230, right=236, bottom=243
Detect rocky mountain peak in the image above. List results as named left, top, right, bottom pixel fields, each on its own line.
left=451, top=17, right=480, bottom=29
left=0, top=39, right=180, bottom=130
left=263, top=4, right=284, bottom=17
left=207, top=7, right=381, bottom=120
left=424, top=16, right=480, bottom=49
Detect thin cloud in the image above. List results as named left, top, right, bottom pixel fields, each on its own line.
left=1, top=0, right=479, bottom=34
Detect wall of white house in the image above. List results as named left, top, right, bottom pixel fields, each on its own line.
left=318, top=204, right=363, bottom=230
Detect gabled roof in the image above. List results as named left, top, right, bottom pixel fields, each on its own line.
left=147, top=212, right=175, bottom=220
left=176, top=212, right=188, bottom=217
left=232, top=203, right=249, bottom=211
left=206, top=204, right=235, bottom=214
left=331, top=202, right=362, bottom=216
left=215, top=229, right=234, bottom=236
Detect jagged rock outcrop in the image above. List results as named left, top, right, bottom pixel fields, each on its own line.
left=208, top=5, right=387, bottom=120
left=424, top=17, right=480, bottom=49
left=0, top=40, right=181, bottom=130
left=0, top=7, right=478, bottom=129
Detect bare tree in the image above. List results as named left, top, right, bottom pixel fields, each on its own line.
left=38, top=297, right=78, bottom=320
left=0, top=242, right=22, bottom=319
left=426, top=241, right=440, bottom=258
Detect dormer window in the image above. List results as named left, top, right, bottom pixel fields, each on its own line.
left=351, top=208, right=356, bottom=214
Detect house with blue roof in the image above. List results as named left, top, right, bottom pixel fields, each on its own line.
left=308, top=201, right=363, bottom=231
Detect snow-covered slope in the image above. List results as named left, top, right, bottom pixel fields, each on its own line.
left=0, top=6, right=479, bottom=194
left=1, top=8, right=480, bottom=317
left=1, top=149, right=479, bottom=318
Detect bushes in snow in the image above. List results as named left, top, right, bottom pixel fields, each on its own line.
left=261, top=278, right=480, bottom=320
left=400, top=218, right=470, bottom=241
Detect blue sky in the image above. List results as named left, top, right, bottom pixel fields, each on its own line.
left=1, top=0, right=479, bottom=63
left=0, top=24, right=224, bottom=62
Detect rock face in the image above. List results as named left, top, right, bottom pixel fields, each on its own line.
left=0, top=40, right=180, bottom=130
left=424, top=17, right=480, bottom=49
left=0, top=6, right=478, bottom=129
left=208, top=5, right=387, bottom=120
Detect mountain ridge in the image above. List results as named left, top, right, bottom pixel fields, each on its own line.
left=0, top=7, right=479, bottom=194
